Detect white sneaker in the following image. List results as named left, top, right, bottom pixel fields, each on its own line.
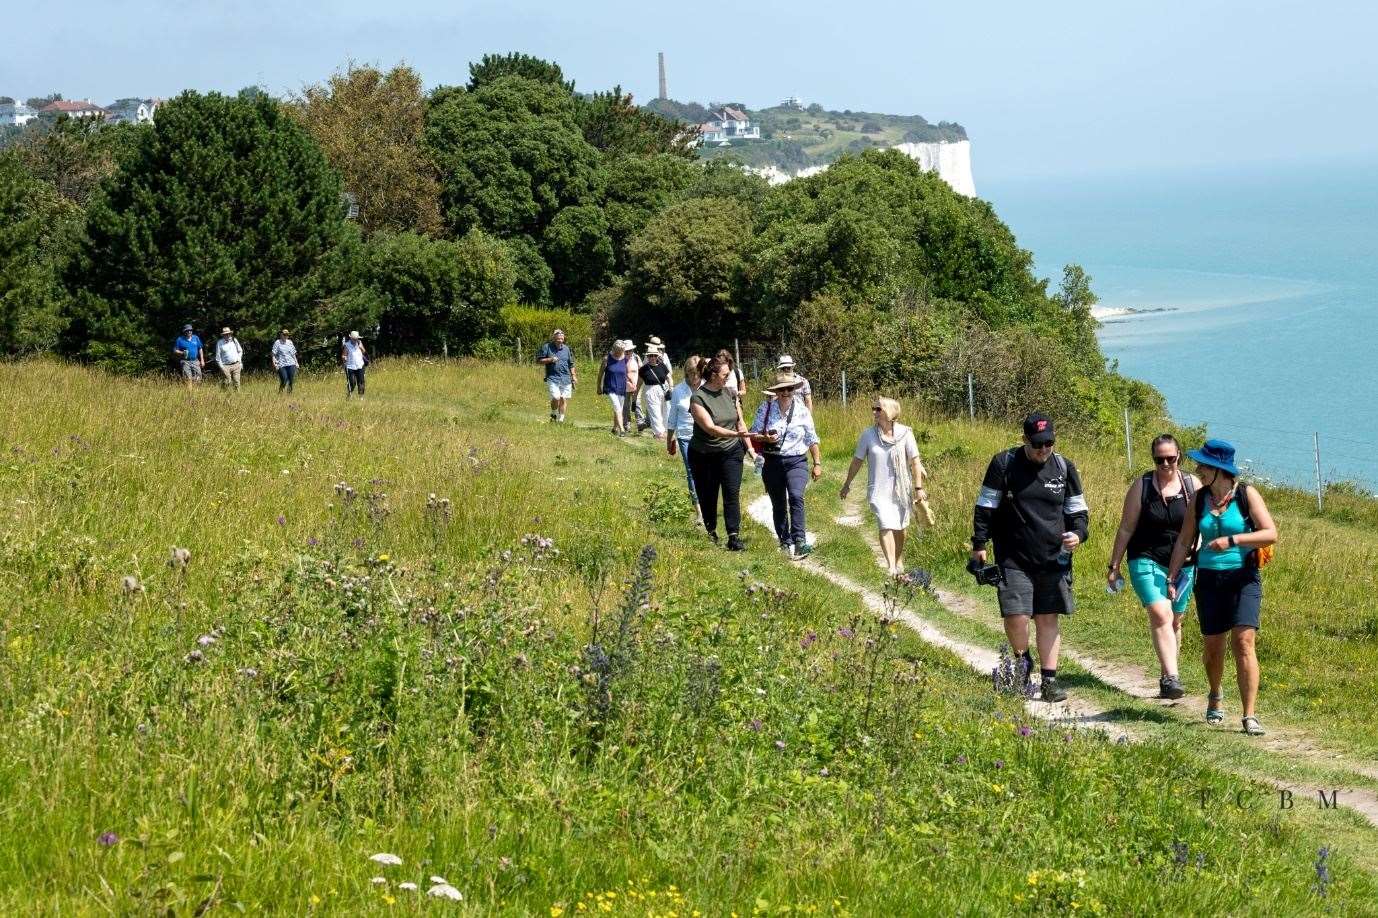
left=557, top=414, right=565, bottom=423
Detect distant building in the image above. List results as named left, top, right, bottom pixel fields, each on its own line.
left=780, top=95, right=804, bottom=110
left=105, top=98, right=160, bottom=125
left=39, top=99, right=106, bottom=120
left=0, top=101, right=38, bottom=126
left=696, top=106, right=761, bottom=145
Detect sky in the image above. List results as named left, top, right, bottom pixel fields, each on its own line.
left=7, top=0, right=1378, bottom=181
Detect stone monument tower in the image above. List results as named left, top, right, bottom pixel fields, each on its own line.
left=657, top=52, right=668, bottom=101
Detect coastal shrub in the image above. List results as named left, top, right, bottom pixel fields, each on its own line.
left=497, top=305, right=592, bottom=352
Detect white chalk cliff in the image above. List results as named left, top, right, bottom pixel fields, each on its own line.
left=749, top=140, right=976, bottom=198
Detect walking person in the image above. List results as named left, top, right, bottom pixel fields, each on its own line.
left=638, top=343, right=673, bottom=437
left=598, top=341, right=629, bottom=435
left=666, top=356, right=703, bottom=515
left=215, top=327, right=244, bottom=391
left=341, top=330, right=367, bottom=400
left=1107, top=434, right=1201, bottom=699
left=970, top=413, right=1089, bottom=703
left=751, top=371, right=822, bottom=558
left=646, top=335, right=673, bottom=369
left=774, top=355, right=813, bottom=412
left=688, top=354, right=758, bottom=550
left=716, top=348, right=747, bottom=408
left=271, top=329, right=298, bottom=394
left=536, top=328, right=576, bottom=423
left=622, top=341, right=643, bottom=434
left=1167, top=438, right=1278, bottom=736
left=173, top=323, right=205, bottom=390
left=839, top=398, right=928, bottom=577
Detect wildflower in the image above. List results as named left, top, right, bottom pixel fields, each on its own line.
left=238, top=667, right=258, bottom=679
left=185, top=650, right=203, bottom=664
left=994, top=759, right=1005, bottom=769
left=799, top=630, right=817, bottom=650
left=955, top=754, right=968, bottom=765
left=747, top=718, right=763, bottom=733
left=552, top=908, right=566, bottom=917
left=398, top=882, right=418, bottom=891
left=307, top=536, right=319, bottom=547
left=819, top=766, right=830, bottom=777
left=774, top=740, right=786, bottom=750
left=369, top=853, right=403, bottom=866
left=197, top=634, right=216, bottom=647
left=1316, top=847, right=1331, bottom=898
left=430, top=876, right=447, bottom=884
left=352, top=537, right=365, bottom=550
left=97, top=831, right=119, bottom=847
left=277, top=515, right=287, bottom=526
left=120, top=575, right=142, bottom=595
left=168, top=547, right=191, bottom=569
left=427, top=883, right=463, bottom=901
left=371, top=877, right=387, bottom=886
left=837, top=627, right=854, bottom=639
left=377, top=553, right=390, bottom=562
left=1017, top=725, right=1033, bottom=738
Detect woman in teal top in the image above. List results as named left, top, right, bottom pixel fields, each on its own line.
left=1168, top=438, right=1278, bottom=737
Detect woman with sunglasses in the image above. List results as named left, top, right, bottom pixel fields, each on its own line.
left=1167, top=438, right=1278, bottom=736
left=1107, top=434, right=1202, bottom=700
left=839, top=398, right=927, bottom=577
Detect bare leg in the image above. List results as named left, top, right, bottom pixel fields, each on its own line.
left=1033, top=613, right=1061, bottom=670
left=893, top=528, right=907, bottom=575
left=1002, top=613, right=1031, bottom=655
left=877, top=529, right=900, bottom=574
left=1145, top=600, right=1179, bottom=676
left=1202, top=633, right=1228, bottom=700
left=1231, top=627, right=1260, bottom=717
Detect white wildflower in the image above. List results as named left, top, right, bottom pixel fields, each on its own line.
left=197, top=634, right=216, bottom=647
left=398, top=882, right=418, bottom=891
left=369, top=852, right=403, bottom=866
left=429, top=875, right=447, bottom=884
left=427, top=883, right=463, bottom=901
left=370, top=876, right=387, bottom=886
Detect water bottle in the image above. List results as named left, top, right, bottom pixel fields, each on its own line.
left=1056, top=531, right=1074, bottom=569
left=1106, top=572, right=1126, bottom=595
left=753, top=453, right=764, bottom=477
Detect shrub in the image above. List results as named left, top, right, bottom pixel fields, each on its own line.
left=497, top=305, right=592, bottom=351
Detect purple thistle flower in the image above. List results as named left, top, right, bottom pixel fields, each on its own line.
left=747, top=718, right=763, bottom=733
left=955, top=754, right=968, bottom=765
left=993, top=759, right=1005, bottom=770
left=799, top=630, right=817, bottom=650
left=774, top=740, right=787, bottom=750
left=836, top=627, right=854, bottom=640
left=1017, top=725, right=1033, bottom=738
left=307, top=536, right=319, bottom=547
left=98, top=831, right=119, bottom=847
left=276, top=515, right=286, bottom=526
left=352, top=537, right=365, bottom=549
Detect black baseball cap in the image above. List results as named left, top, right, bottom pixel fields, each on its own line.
left=1023, top=412, right=1055, bottom=445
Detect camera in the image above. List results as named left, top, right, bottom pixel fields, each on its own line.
left=966, top=558, right=1004, bottom=586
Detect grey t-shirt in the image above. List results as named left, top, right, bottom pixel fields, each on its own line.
left=689, top=385, right=742, bottom=454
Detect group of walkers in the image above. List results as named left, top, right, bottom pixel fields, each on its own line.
left=567, top=328, right=1279, bottom=737
left=171, top=323, right=368, bottom=398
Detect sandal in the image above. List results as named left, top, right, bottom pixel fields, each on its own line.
left=1205, top=694, right=1224, bottom=726
left=1242, top=716, right=1266, bottom=737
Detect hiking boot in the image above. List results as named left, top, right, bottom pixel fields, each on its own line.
left=707, top=531, right=720, bottom=546
left=726, top=534, right=745, bottom=552
left=780, top=541, right=795, bottom=557
left=1159, top=674, right=1186, bottom=699
left=793, top=542, right=813, bottom=560
left=1040, top=677, right=1068, bottom=703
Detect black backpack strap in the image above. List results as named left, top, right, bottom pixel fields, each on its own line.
left=1236, top=482, right=1253, bottom=531
left=1140, top=471, right=1154, bottom=511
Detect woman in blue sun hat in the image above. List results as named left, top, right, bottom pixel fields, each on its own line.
left=1167, top=438, right=1278, bottom=737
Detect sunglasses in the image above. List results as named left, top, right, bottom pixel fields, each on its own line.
left=1031, top=440, right=1055, bottom=449
left=1153, top=454, right=1180, bottom=465
left=872, top=406, right=883, bottom=411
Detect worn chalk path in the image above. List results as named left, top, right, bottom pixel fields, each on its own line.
left=747, top=494, right=1378, bottom=832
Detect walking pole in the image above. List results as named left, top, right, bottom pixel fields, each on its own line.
left=1314, top=432, right=1324, bottom=513
left=1123, top=407, right=1133, bottom=472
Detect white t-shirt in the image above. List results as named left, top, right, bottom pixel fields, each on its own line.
left=216, top=337, right=243, bottom=365
left=854, top=423, right=920, bottom=530
left=342, top=339, right=365, bottom=370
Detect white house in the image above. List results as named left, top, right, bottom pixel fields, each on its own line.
left=0, top=101, right=38, bottom=126
left=39, top=99, right=107, bottom=120
left=696, top=106, right=761, bottom=145
left=105, top=98, right=159, bottom=125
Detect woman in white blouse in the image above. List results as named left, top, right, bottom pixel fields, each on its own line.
left=749, top=371, right=822, bottom=558
left=839, top=397, right=929, bottom=577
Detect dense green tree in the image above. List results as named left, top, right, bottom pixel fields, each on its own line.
left=542, top=204, right=614, bottom=306
left=425, top=75, right=602, bottom=240
left=63, top=91, right=345, bottom=372
left=599, top=153, right=697, bottom=271
left=466, top=53, right=573, bottom=93
left=0, top=156, right=79, bottom=354
left=366, top=229, right=516, bottom=354
left=622, top=196, right=754, bottom=345
left=1055, top=263, right=1103, bottom=374
left=12, top=117, right=143, bottom=206
left=575, top=87, right=695, bottom=159
left=682, top=159, right=771, bottom=208
left=290, top=63, right=443, bottom=237
left=503, top=236, right=555, bottom=307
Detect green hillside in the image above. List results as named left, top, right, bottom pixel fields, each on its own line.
left=1, top=357, right=1375, bottom=912
left=645, top=97, right=966, bottom=171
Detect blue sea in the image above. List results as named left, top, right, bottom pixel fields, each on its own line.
left=983, top=157, right=1378, bottom=490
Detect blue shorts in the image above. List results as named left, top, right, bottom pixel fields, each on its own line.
left=1128, top=556, right=1193, bottom=615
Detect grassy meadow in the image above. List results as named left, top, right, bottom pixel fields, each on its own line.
left=1, top=357, right=1375, bottom=914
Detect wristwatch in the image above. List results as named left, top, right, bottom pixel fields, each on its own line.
left=1227, top=535, right=1237, bottom=548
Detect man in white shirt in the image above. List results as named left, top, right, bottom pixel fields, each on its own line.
left=215, top=327, right=244, bottom=391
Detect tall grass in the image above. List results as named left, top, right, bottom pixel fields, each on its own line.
left=0, top=358, right=1373, bottom=913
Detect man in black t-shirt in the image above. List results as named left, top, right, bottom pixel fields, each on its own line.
left=971, top=413, right=1090, bottom=702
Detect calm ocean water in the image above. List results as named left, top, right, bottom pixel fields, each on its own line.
left=983, top=157, right=1378, bottom=489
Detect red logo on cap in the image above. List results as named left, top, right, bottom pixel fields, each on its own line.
left=1036, top=420, right=1048, bottom=431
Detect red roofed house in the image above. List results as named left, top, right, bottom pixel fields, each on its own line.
left=696, top=106, right=761, bottom=145
left=40, top=99, right=107, bottom=120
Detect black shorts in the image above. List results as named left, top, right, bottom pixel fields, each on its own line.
left=1194, top=566, right=1262, bottom=635
left=996, top=562, right=1075, bottom=617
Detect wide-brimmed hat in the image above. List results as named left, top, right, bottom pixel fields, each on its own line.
left=220, top=327, right=233, bottom=335
left=776, top=354, right=795, bottom=368
left=647, top=335, right=664, bottom=346
left=348, top=330, right=362, bottom=340
left=1187, top=438, right=1240, bottom=477
left=622, top=340, right=637, bottom=351
left=763, top=370, right=805, bottom=394
left=645, top=344, right=663, bottom=356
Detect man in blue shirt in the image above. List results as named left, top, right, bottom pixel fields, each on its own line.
left=536, top=328, right=577, bottom=422
left=173, top=324, right=205, bottom=389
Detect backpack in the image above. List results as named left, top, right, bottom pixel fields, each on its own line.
left=1140, top=470, right=1194, bottom=513
left=997, top=447, right=1067, bottom=497
left=1195, top=481, right=1274, bottom=568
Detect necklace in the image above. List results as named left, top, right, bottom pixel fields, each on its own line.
left=1210, top=486, right=1235, bottom=511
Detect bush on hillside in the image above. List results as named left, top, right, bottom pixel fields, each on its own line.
left=0, top=155, right=79, bottom=355
left=497, top=305, right=592, bottom=351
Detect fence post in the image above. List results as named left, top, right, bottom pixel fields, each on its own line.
left=966, top=372, right=975, bottom=420
left=1123, top=407, right=1133, bottom=472
left=752, top=358, right=758, bottom=381
left=841, top=370, right=848, bottom=408
left=516, top=337, right=522, bottom=364
left=1314, top=432, right=1324, bottom=513
left=733, top=338, right=742, bottom=373
left=587, top=337, right=593, bottom=362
